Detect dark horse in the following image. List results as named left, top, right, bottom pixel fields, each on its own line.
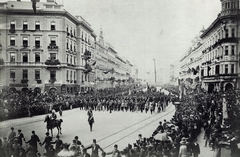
left=44, top=115, right=63, bottom=137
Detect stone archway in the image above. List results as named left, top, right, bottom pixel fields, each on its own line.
left=225, top=83, right=233, bottom=91
left=9, top=87, right=17, bottom=93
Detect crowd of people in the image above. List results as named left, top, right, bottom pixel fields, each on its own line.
left=0, top=84, right=239, bottom=157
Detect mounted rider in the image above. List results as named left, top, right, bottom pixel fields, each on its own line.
left=50, top=109, right=57, bottom=126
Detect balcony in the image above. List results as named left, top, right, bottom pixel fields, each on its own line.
left=48, top=44, right=58, bottom=50
left=45, top=59, right=60, bottom=65
left=9, top=28, right=15, bottom=33
left=21, top=79, right=29, bottom=84
left=223, top=55, right=237, bottom=61
left=45, top=59, right=61, bottom=69
left=35, top=44, right=40, bottom=49
left=49, top=78, right=56, bottom=84
left=36, top=79, right=42, bottom=84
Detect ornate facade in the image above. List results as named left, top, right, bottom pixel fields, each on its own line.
left=200, top=0, right=240, bottom=92
left=179, top=0, right=240, bottom=93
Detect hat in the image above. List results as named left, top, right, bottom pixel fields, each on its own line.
left=46, top=132, right=49, bottom=135
left=180, top=141, right=186, bottom=145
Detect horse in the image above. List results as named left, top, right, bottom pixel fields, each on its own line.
left=44, top=115, right=63, bottom=137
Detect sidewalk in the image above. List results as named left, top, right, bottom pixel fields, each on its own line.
left=197, top=128, right=214, bottom=157
left=0, top=108, right=81, bottom=129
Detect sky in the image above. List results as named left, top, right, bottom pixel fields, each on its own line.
left=59, top=0, right=221, bottom=79
left=1, top=0, right=222, bottom=80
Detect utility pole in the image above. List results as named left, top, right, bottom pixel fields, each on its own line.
left=153, top=59, right=156, bottom=84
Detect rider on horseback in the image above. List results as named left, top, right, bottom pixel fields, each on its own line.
left=50, top=109, right=57, bottom=125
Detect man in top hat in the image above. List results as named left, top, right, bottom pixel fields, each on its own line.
left=85, top=139, right=105, bottom=157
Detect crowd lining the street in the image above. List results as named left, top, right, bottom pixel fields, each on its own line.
left=0, top=85, right=239, bottom=157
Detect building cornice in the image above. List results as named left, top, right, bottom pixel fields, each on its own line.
left=200, top=13, right=239, bottom=38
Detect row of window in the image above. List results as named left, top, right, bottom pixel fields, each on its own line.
left=66, top=70, right=76, bottom=81
left=203, top=64, right=235, bottom=76
left=10, top=52, right=40, bottom=63
left=204, top=45, right=236, bottom=61
left=9, top=69, right=93, bottom=83
left=222, top=1, right=239, bottom=9
left=203, top=27, right=236, bottom=49
left=10, top=36, right=57, bottom=47
left=10, top=21, right=56, bottom=31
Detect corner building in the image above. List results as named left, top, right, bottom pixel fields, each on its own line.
left=200, top=0, right=240, bottom=92
left=0, top=0, right=96, bottom=93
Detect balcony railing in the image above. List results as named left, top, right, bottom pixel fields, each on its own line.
left=9, top=28, right=15, bottom=33
left=45, top=59, right=60, bottom=65
left=48, top=44, right=58, bottom=50
left=21, top=79, right=29, bottom=84
left=49, top=78, right=56, bottom=84
left=36, top=79, right=42, bottom=84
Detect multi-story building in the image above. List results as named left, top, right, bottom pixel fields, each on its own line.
left=179, top=31, right=203, bottom=91
left=0, top=0, right=96, bottom=94
left=200, top=0, right=240, bottom=92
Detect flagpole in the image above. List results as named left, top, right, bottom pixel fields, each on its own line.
left=153, top=59, right=156, bottom=84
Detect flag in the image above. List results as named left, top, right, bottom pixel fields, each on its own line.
left=92, top=61, right=96, bottom=66
left=32, top=0, right=36, bottom=13
left=103, top=71, right=109, bottom=74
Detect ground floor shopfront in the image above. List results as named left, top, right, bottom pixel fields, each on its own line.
left=201, top=74, right=239, bottom=93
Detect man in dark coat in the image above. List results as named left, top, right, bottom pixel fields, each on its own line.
left=85, top=139, right=105, bottom=157
left=191, top=139, right=200, bottom=157
left=87, top=109, right=94, bottom=132
left=26, top=131, right=41, bottom=150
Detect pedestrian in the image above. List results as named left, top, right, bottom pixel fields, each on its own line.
left=26, top=131, right=41, bottom=150
left=52, top=135, right=63, bottom=153
left=2, top=137, right=9, bottom=157
left=8, top=127, right=16, bottom=154
left=178, top=139, right=188, bottom=157
left=16, top=129, right=26, bottom=146
left=41, top=132, right=52, bottom=154
left=204, top=125, right=211, bottom=147
left=87, top=108, right=94, bottom=132
left=191, top=139, right=200, bottom=157
left=80, top=148, right=90, bottom=157
left=85, top=139, right=105, bottom=157
left=12, top=138, right=22, bottom=157
left=105, top=144, right=121, bottom=157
